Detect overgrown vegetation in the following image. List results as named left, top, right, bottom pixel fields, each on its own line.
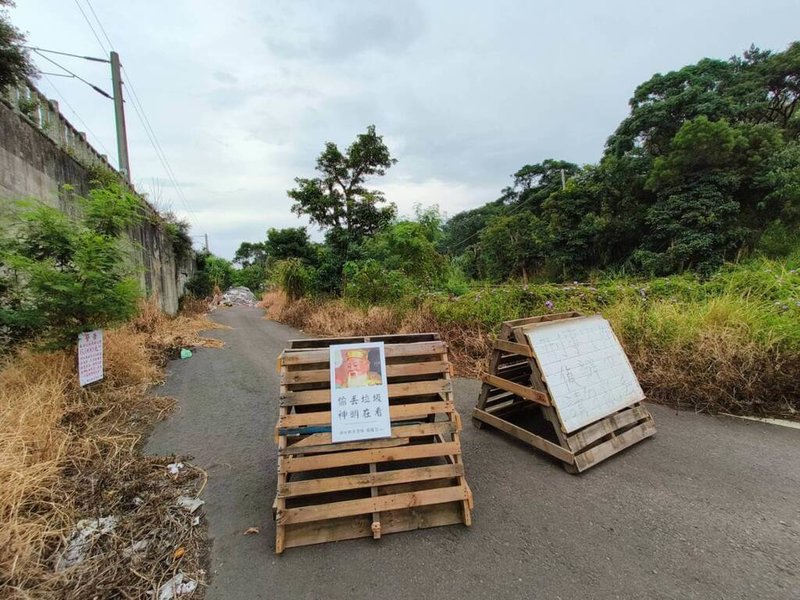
left=0, top=0, right=35, bottom=92
left=0, top=300, right=220, bottom=598
left=0, top=181, right=145, bottom=349
left=244, top=42, right=800, bottom=420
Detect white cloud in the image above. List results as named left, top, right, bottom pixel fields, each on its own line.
left=11, top=0, right=800, bottom=258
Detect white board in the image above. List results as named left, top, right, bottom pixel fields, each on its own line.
left=78, top=329, right=104, bottom=387
left=524, top=315, right=644, bottom=433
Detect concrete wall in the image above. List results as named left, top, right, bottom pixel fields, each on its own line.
left=0, top=82, right=193, bottom=314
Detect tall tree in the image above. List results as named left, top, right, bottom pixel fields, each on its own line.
left=0, top=1, right=35, bottom=91
left=264, top=227, right=316, bottom=263
left=288, top=125, right=397, bottom=253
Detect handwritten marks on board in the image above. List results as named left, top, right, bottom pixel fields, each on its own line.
left=524, top=316, right=644, bottom=433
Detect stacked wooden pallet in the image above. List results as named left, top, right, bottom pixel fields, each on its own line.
left=274, top=333, right=473, bottom=553
left=473, top=313, right=656, bottom=473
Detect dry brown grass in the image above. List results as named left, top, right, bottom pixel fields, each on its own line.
left=0, top=299, right=221, bottom=599
left=263, top=291, right=799, bottom=419
left=262, top=291, right=492, bottom=376
left=623, top=328, right=800, bottom=419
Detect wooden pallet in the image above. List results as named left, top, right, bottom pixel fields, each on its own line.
left=274, top=333, right=473, bottom=553
left=472, top=313, right=656, bottom=473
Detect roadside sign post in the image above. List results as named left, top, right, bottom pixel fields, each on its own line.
left=78, top=329, right=104, bottom=387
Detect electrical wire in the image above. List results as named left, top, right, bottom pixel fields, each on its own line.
left=446, top=197, right=535, bottom=253
left=40, top=73, right=114, bottom=160
left=72, top=0, right=201, bottom=229
left=32, top=49, right=112, bottom=98
left=121, top=68, right=201, bottom=227
left=72, top=0, right=108, bottom=55
left=24, top=46, right=108, bottom=63
left=84, top=0, right=115, bottom=51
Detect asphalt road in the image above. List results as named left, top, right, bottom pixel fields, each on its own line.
left=145, top=306, right=800, bottom=600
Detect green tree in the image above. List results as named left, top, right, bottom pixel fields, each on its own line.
left=0, top=1, right=35, bottom=91
left=1, top=199, right=139, bottom=348
left=264, top=227, right=316, bottom=263
left=232, top=241, right=267, bottom=267
left=478, top=212, right=549, bottom=283
left=288, top=125, right=397, bottom=254
left=362, top=221, right=445, bottom=284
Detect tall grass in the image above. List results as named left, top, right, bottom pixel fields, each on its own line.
left=263, top=257, right=800, bottom=419
left=0, top=300, right=220, bottom=598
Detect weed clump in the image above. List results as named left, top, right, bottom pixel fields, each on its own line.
left=0, top=300, right=221, bottom=598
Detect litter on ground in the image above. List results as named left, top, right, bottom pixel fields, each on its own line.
left=55, top=516, right=119, bottom=571
left=220, top=286, right=257, bottom=307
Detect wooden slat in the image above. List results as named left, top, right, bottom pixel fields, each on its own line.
left=281, top=441, right=461, bottom=473
left=567, top=404, right=650, bottom=450
left=281, top=341, right=447, bottom=365
left=502, top=312, right=581, bottom=329
left=480, top=373, right=550, bottom=406
left=280, top=464, right=464, bottom=497
left=282, top=502, right=463, bottom=549
left=281, top=379, right=451, bottom=406
left=283, top=360, right=449, bottom=385
left=284, top=421, right=456, bottom=450
left=288, top=333, right=439, bottom=348
left=282, top=437, right=410, bottom=455
left=278, top=485, right=469, bottom=525
left=573, top=420, right=656, bottom=472
left=472, top=408, right=575, bottom=464
left=493, top=339, right=534, bottom=357
left=279, top=401, right=453, bottom=429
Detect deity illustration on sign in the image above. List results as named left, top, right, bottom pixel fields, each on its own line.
left=333, top=347, right=383, bottom=389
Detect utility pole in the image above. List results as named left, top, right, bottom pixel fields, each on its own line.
left=110, top=51, right=131, bottom=182
left=560, top=168, right=566, bottom=190
left=204, top=233, right=209, bottom=252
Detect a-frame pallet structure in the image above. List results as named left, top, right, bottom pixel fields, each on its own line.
left=274, top=333, right=473, bottom=553
left=472, top=313, right=656, bottom=473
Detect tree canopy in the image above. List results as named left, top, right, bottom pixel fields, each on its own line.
left=0, top=1, right=35, bottom=91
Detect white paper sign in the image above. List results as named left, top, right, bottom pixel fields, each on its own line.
left=329, top=342, right=391, bottom=443
left=525, top=315, right=644, bottom=433
left=78, top=329, right=104, bottom=387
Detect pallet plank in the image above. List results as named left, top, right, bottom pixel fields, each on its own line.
left=283, top=361, right=450, bottom=384
left=278, top=485, right=469, bottom=525
left=472, top=408, right=575, bottom=464
left=480, top=373, right=550, bottom=406
left=281, top=341, right=447, bottom=365
left=567, top=404, right=650, bottom=450
left=279, top=401, right=454, bottom=428
left=281, top=380, right=451, bottom=406
left=573, top=419, right=656, bottom=472
left=281, top=441, right=462, bottom=473
left=280, top=464, right=465, bottom=498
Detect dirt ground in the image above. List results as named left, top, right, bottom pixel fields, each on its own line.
left=145, top=306, right=800, bottom=600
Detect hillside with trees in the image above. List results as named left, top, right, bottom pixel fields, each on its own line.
left=198, top=42, right=800, bottom=421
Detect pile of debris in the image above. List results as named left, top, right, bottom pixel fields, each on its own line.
left=220, top=286, right=257, bottom=307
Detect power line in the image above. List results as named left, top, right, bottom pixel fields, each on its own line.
left=69, top=1, right=200, bottom=228
left=24, top=46, right=108, bottom=63
left=121, top=67, right=201, bottom=228
left=447, top=198, right=534, bottom=253
left=40, top=73, right=114, bottom=160
left=32, top=49, right=112, bottom=98
left=72, top=0, right=108, bottom=55
left=84, top=0, right=115, bottom=51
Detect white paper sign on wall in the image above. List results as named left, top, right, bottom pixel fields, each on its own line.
left=524, top=315, right=644, bottom=433
left=78, top=329, right=104, bottom=387
left=329, top=341, right=391, bottom=443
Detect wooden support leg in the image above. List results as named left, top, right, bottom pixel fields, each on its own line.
left=370, top=463, right=381, bottom=539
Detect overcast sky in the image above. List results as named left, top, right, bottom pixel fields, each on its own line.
left=12, top=1, right=800, bottom=259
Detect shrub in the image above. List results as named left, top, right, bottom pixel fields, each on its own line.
left=274, top=258, right=310, bottom=301
left=343, top=259, right=416, bottom=306
left=1, top=201, right=140, bottom=348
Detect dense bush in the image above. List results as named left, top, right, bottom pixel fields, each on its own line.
left=1, top=190, right=142, bottom=348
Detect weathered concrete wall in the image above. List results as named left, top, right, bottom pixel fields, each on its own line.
left=0, top=84, right=193, bottom=314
